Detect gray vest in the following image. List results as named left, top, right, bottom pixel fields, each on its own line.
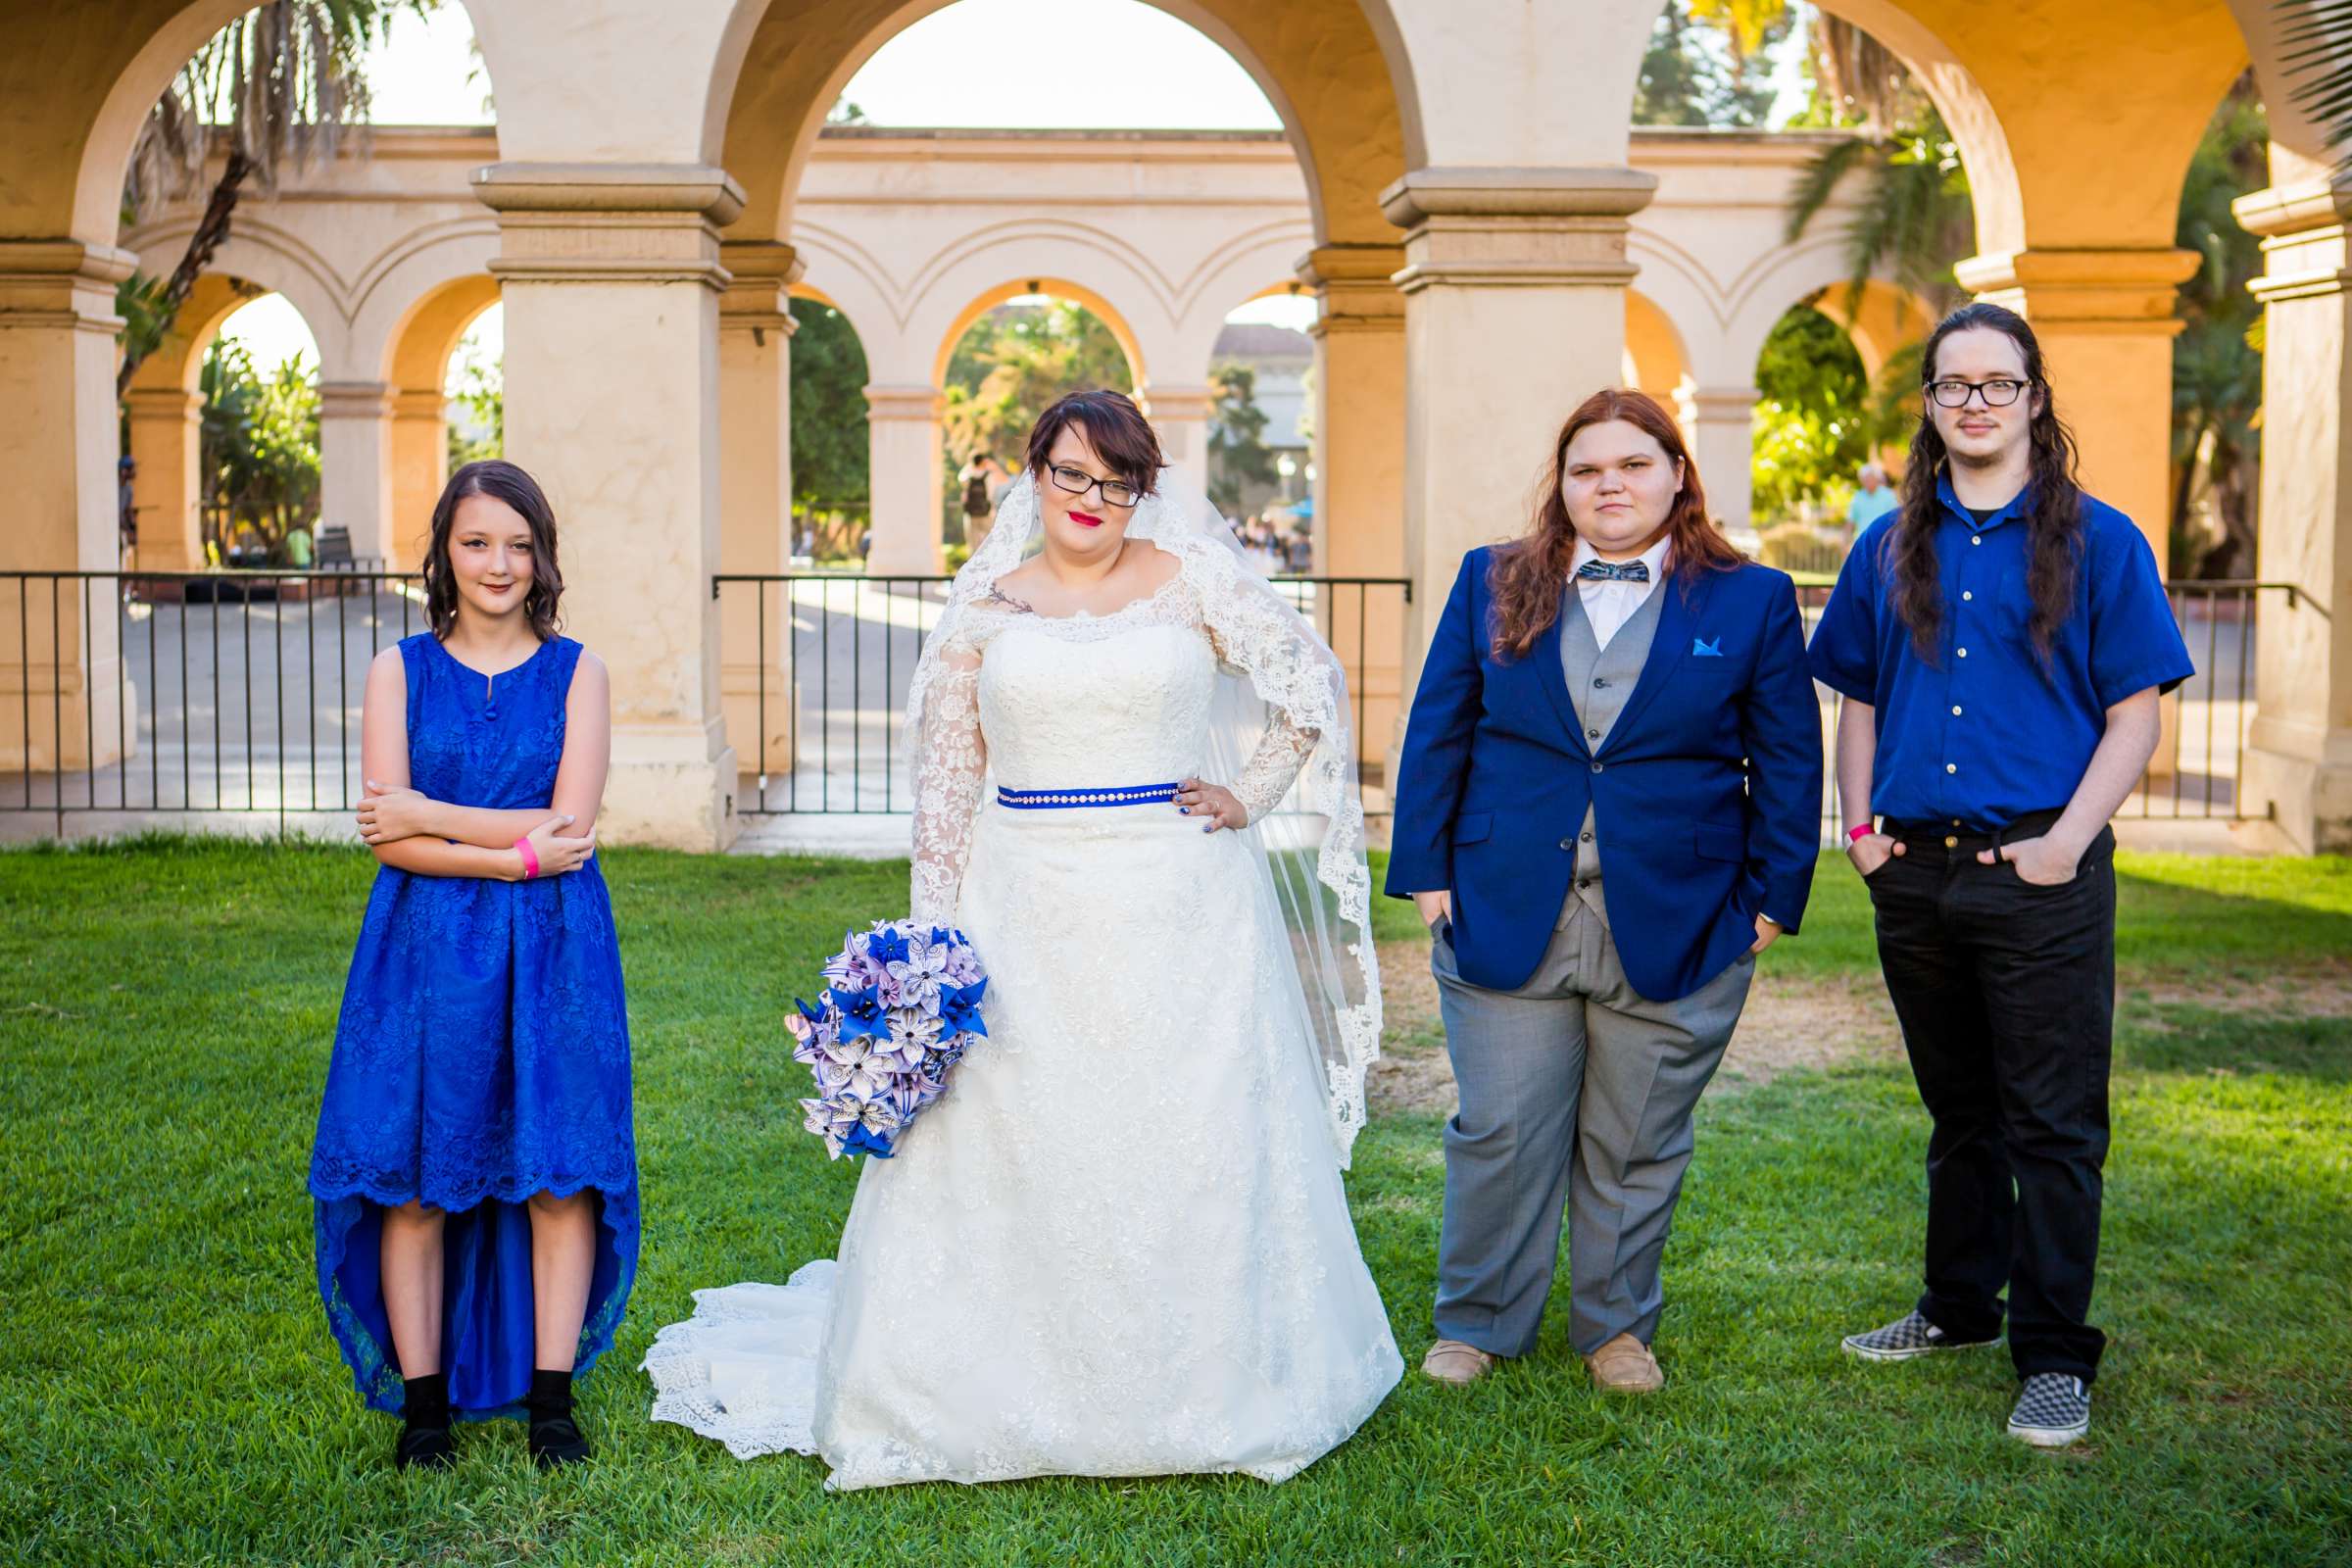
left=1559, top=581, right=1667, bottom=919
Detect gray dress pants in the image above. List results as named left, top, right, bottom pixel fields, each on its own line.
left=1430, top=893, right=1753, bottom=1358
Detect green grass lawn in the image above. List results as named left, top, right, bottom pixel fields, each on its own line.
left=3, top=839, right=2348, bottom=1566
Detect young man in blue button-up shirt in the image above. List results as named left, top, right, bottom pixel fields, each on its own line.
left=1808, top=303, right=2193, bottom=1449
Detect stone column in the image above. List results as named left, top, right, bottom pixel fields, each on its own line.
left=387, top=387, right=447, bottom=572
left=863, top=384, right=944, bottom=576
left=718, top=240, right=801, bottom=775
left=1299, top=243, right=1407, bottom=773
left=317, top=380, right=398, bottom=565
left=1140, top=383, right=1216, bottom=476
left=474, top=162, right=744, bottom=850
left=1953, top=248, right=2200, bottom=570
left=2235, top=174, right=2352, bottom=853
left=0, top=240, right=137, bottom=770
left=1688, top=384, right=1760, bottom=540
left=122, top=384, right=207, bottom=572
left=1383, top=167, right=1658, bottom=721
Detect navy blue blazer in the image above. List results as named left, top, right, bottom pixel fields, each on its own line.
left=1385, top=547, right=1824, bottom=1003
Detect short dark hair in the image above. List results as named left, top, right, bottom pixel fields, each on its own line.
left=1022, top=390, right=1162, bottom=497
left=421, top=460, right=565, bottom=641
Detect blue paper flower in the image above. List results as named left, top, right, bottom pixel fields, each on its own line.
left=786, top=917, right=989, bottom=1159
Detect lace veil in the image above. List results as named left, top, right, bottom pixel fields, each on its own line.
left=905, top=466, right=1384, bottom=1166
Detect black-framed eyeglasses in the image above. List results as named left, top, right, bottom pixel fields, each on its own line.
left=1926, top=377, right=2030, bottom=409
left=1047, top=464, right=1142, bottom=510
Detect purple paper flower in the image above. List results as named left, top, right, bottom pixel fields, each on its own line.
left=785, top=917, right=989, bottom=1159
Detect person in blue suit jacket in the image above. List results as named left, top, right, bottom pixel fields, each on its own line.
left=1387, top=388, right=1823, bottom=1394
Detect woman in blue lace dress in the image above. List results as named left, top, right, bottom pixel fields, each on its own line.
left=311, top=460, right=635, bottom=1470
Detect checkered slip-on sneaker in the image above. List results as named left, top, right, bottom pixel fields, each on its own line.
left=2007, top=1373, right=2091, bottom=1447
left=1840, top=1309, right=2003, bottom=1361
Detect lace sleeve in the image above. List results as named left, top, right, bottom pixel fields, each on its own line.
left=910, top=636, right=987, bottom=924
left=1202, top=614, right=1324, bottom=823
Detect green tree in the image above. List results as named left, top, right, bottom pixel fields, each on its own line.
left=2279, top=0, right=2352, bottom=176
left=788, top=297, right=871, bottom=514
left=117, top=0, right=433, bottom=396
left=940, top=300, right=1134, bottom=495
left=1204, top=362, right=1279, bottom=511
left=1783, top=102, right=1974, bottom=318
left=199, top=338, right=319, bottom=560
left=2169, top=73, right=2270, bottom=577
left=444, top=337, right=502, bottom=469
left=1636, top=0, right=1787, bottom=127
left=1748, top=306, right=1891, bottom=523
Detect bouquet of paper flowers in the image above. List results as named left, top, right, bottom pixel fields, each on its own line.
left=786, top=919, right=989, bottom=1159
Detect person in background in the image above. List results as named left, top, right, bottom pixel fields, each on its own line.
left=1848, top=462, right=1899, bottom=527
left=117, top=456, right=139, bottom=564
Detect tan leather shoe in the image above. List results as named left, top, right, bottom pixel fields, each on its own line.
left=1585, top=1333, right=1665, bottom=1394
left=1421, top=1339, right=1496, bottom=1385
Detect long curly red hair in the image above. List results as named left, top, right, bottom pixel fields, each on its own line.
left=1487, top=388, right=1743, bottom=661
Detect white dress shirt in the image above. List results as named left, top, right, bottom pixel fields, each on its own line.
left=1571, top=533, right=1673, bottom=652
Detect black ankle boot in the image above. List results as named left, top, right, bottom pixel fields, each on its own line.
left=394, top=1373, right=455, bottom=1471
left=525, top=1368, right=590, bottom=1469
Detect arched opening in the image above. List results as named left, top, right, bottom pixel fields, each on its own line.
left=383, top=276, right=502, bottom=571
left=195, top=290, right=325, bottom=569
left=704, top=0, right=1400, bottom=813
left=712, top=0, right=1408, bottom=587
left=1747, top=301, right=1895, bottom=574
left=1624, top=288, right=1693, bottom=408
left=787, top=289, right=873, bottom=564
left=111, top=0, right=501, bottom=578
left=1205, top=285, right=1317, bottom=567
left=938, top=290, right=1140, bottom=562
left=121, top=278, right=329, bottom=573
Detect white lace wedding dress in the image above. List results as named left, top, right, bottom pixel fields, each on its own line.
left=644, top=575, right=1402, bottom=1490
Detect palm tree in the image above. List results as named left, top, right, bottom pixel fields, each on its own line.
left=116, top=0, right=428, bottom=396
left=2278, top=1, right=2352, bottom=173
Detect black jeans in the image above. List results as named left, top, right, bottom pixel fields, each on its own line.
left=1865, top=808, right=2116, bottom=1383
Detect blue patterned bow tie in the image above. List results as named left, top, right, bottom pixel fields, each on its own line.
left=1577, top=560, right=1650, bottom=584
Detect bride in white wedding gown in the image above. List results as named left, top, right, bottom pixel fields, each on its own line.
left=644, top=392, right=1401, bottom=1490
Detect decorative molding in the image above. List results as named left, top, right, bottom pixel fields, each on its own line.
left=0, top=240, right=137, bottom=333
left=1955, top=247, right=2200, bottom=332
left=2231, top=178, right=2352, bottom=240
left=2235, top=180, right=2352, bottom=305
left=1298, top=243, right=1406, bottom=337
left=475, top=164, right=743, bottom=291
left=1379, top=168, right=1659, bottom=227
left=318, top=380, right=397, bottom=419
left=470, top=163, right=747, bottom=222
left=863, top=384, right=945, bottom=421
left=1381, top=170, right=1658, bottom=296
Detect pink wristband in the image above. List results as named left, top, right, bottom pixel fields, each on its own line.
left=514, top=836, right=540, bottom=879
left=1846, top=822, right=1877, bottom=845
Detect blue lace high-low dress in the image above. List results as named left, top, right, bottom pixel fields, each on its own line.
left=310, top=632, right=638, bottom=1421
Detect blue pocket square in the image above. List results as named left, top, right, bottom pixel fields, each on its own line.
left=1692, top=637, right=1724, bottom=658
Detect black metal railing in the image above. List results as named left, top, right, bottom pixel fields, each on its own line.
left=710, top=573, right=1415, bottom=815
left=0, top=570, right=2306, bottom=836
left=1792, top=580, right=2302, bottom=826
left=0, top=569, right=425, bottom=834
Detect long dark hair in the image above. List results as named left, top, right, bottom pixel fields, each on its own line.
left=1022, top=389, right=1163, bottom=497
left=421, top=460, right=565, bottom=641
left=1889, top=303, right=2082, bottom=662
left=1488, top=387, right=1743, bottom=661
